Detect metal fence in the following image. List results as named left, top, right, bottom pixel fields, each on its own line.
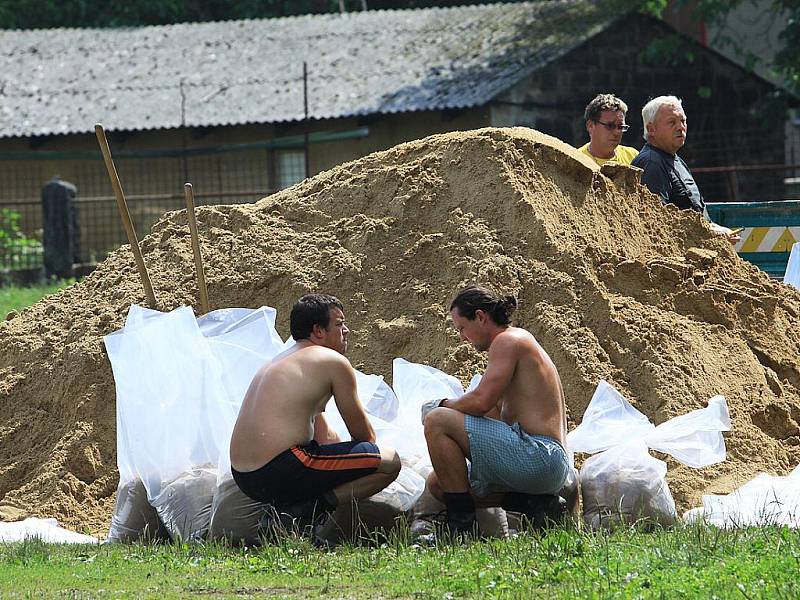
left=1, top=124, right=799, bottom=274
left=0, top=144, right=309, bottom=272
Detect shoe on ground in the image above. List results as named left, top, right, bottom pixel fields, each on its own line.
left=518, top=494, right=568, bottom=530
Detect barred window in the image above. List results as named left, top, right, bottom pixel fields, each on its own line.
left=276, top=150, right=306, bottom=190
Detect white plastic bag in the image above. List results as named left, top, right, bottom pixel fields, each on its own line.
left=783, top=241, right=800, bottom=289
left=568, top=380, right=731, bottom=530
left=684, top=464, right=800, bottom=528
left=200, top=308, right=285, bottom=545
left=105, top=305, right=281, bottom=541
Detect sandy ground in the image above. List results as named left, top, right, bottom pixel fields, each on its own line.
left=1, top=127, right=798, bottom=536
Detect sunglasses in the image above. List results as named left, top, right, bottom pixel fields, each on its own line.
left=594, top=120, right=630, bottom=132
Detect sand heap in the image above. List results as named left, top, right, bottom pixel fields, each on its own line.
left=1, top=127, right=799, bottom=535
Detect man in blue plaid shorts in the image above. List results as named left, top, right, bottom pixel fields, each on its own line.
left=421, top=285, right=570, bottom=537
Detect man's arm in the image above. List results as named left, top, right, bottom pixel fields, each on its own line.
left=444, top=334, right=517, bottom=416
left=330, top=354, right=376, bottom=443
left=313, top=413, right=343, bottom=444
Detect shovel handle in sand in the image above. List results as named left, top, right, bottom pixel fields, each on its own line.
left=95, top=124, right=157, bottom=309
left=183, top=183, right=210, bottom=315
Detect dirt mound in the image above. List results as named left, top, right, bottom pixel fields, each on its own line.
left=1, top=127, right=799, bottom=535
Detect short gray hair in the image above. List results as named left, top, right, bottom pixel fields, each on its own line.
left=641, top=95, right=683, bottom=141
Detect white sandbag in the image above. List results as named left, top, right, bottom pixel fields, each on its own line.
left=324, top=370, right=426, bottom=512
left=105, top=305, right=283, bottom=543
left=684, top=464, right=800, bottom=528
left=151, top=466, right=218, bottom=542
left=199, top=308, right=285, bottom=545
left=0, top=518, right=98, bottom=544
left=106, top=478, right=169, bottom=543
left=568, top=380, right=731, bottom=530
left=784, top=242, right=800, bottom=289
left=208, top=474, right=269, bottom=546
left=105, top=306, right=226, bottom=501
left=580, top=440, right=677, bottom=530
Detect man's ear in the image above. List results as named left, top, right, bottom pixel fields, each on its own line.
left=586, top=120, right=592, bottom=134
left=474, top=309, right=486, bottom=324
left=646, top=122, right=654, bottom=136
left=311, top=323, right=326, bottom=339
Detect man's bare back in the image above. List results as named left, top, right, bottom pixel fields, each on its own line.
left=421, top=285, right=571, bottom=536
left=230, top=342, right=360, bottom=471
left=228, top=295, right=399, bottom=518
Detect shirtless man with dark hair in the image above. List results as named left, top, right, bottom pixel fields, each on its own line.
left=421, top=285, right=570, bottom=536
left=230, top=294, right=400, bottom=532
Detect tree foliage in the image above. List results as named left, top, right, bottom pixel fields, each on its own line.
left=0, top=0, right=530, bottom=29
left=642, top=0, right=800, bottom=93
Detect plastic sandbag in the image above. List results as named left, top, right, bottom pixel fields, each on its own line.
left=106, top=479, right=170, bottom=543
left=208, top=476, right=271, bottom=546
left=684, top=464, right=800, bottom=528
left=323, top=369, right=426, bottom=513
left=568, top=380, right=731, bottom=530
left=391, top=358, right=465, bottom=468
left=784, top=242, right=800, bottom=289
left=151, top=465, right=218, bottom=541
left=202, top=309, right=285, bottom=545
left=580, top=440, right=677, bottom=530
left=105, top=305, right=282, bottom=542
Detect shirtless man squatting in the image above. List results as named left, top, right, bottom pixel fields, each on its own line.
left=421, top=285, right=570, bottom=536
left=230, top=293, right=401, bottom=536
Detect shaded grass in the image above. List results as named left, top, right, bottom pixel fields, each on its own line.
left=0, top=522, right=797, bottom=598
left=0, top=280, right=74, bottom=319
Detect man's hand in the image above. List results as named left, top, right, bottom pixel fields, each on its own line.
left=709, top=222, right=742, bottom=244
left=421, top=398, right=446, bottom=424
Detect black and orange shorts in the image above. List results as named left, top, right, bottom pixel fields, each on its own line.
left=232, top=440, right=381, bottom=506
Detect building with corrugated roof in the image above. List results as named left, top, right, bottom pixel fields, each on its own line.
left=0, top=1, right=793, bottom=263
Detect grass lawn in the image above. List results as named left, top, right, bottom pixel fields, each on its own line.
left=0, top=280, right=74, bottom=319
left=1, top=283, right=796, bottom=597
left=0, top=523, right=797, bottom=598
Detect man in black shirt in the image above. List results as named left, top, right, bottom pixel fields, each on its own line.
left=632, top=96, right=738, bottom=239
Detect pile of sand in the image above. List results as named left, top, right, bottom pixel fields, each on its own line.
left=1, top=127, right=799, bottom=535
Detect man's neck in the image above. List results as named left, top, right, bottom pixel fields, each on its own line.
left=649, top=142, right=675, bottom=157
left=588, top=142, right=614, bottom=160
left=486, top=324, right=512, bottom=348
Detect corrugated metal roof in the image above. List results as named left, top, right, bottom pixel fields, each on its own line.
left=0, top=1, right=622, bottom=138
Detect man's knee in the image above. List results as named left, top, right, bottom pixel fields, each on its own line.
left=378, top=446, right=401, bottom=478
left=423, top=406, right=455, bottom=435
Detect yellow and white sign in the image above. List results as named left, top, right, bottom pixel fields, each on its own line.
left=735, top=227, right=800, bottom=253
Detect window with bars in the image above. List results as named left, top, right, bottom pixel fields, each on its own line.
left=276, top=150, right=307, bottom=190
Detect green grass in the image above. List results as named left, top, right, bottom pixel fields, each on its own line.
left=0, top=281, right=74, bottom=319
left=0, top=523, right=797, bottom=598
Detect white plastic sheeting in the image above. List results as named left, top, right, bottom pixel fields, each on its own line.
left=784, top=242, right=800, bottom=289
left=105, top=306, right=436, bottom=542
left=105, top=305, right=284, bottom=541
left=0, top=518, right=98, bottom=544
left=568, top=380, right=731, bottom=529
left=684, top=464, right=800, bottom=528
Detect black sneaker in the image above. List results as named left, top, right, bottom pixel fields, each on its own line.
left=261, top=499, right=331, bottom=538
left=518, top=495, right=568, bottom=530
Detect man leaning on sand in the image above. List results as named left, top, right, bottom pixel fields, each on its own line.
left=229, top=293, right=401, bottom=543
left=632, top=95, right=740, bottom=241
left=420, top=285, right=571, bottom=539
left=578, top=93, right=639, bottom=166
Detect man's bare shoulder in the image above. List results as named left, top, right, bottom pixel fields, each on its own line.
left=493, top=326, right=536, bottom=348
left=286, top=344, right=352, bottom=368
